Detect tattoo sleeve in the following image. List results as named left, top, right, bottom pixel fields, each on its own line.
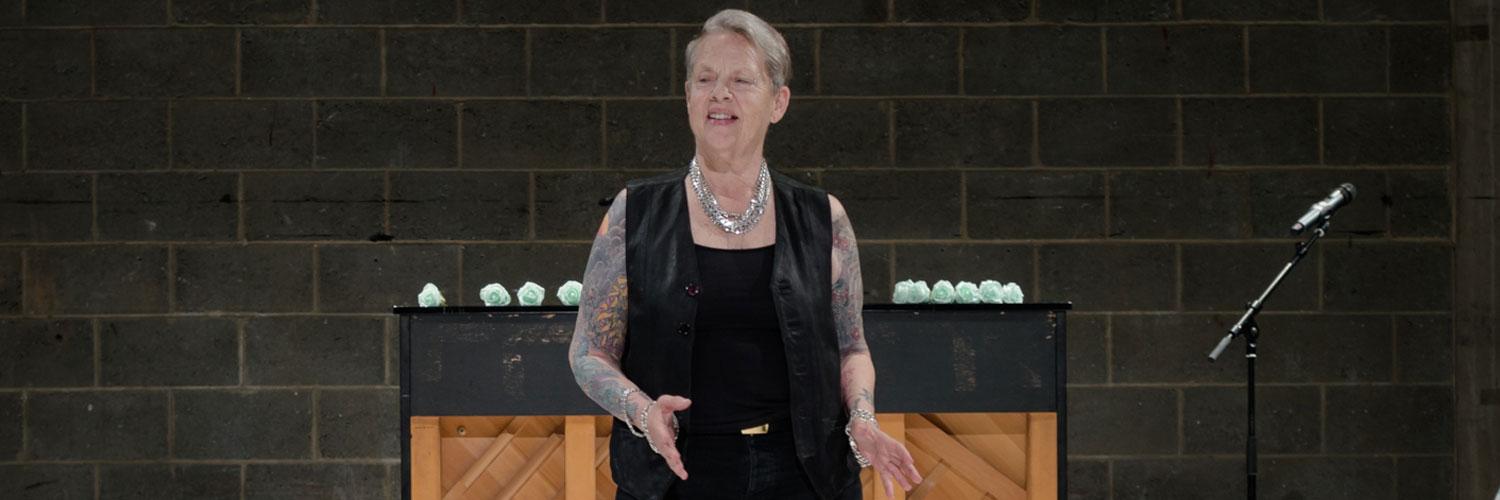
left=569, top=190, right=648, bottom=424
left=831, top=196, right=877, bottom=414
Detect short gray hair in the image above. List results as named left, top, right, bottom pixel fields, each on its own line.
left=684, top=9, right=791, bottom=89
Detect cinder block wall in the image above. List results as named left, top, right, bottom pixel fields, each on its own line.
left=0, top=1, right=1460, bottom=498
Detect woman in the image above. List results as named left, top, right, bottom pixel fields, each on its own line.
left=568, top=9, right=922, bottom=500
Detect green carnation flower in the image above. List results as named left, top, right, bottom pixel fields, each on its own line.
left=978, top=280, right=1004, bottom=304
left=1000, top=282, right=1025, bottom=304
left=556, top=280, right=583, bottom=306
left=517, top=281, right=546, bottom=306
left=929, top=280, right=956, bottom=304
left=892, top=280, right=916, bottom=304
left=417, top=283, right=446, bottom=307
left=954, top=281, right=980, bottom=304
left=479, top=283, right=510, bottom=306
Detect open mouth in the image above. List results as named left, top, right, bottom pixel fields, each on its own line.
left=707, top=112, right=738, bottom=126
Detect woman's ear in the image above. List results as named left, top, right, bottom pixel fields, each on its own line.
left=770, top=85, right=791, bottom=124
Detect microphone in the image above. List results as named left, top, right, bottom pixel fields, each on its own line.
left=1289, top=183, right=1356, bottom=234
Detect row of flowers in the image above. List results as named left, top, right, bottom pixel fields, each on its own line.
left=418, top=281, right=584, bottom=307
left=892, top=280, right=1024, bottom=304
left=415, top=279, right=1025, bottom=307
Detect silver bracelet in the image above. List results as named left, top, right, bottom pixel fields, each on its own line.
left=845, top=408, right=877, bottom=468
left=642, top=400, right=680, bottom=455
left=620, top=388, right=646, bottom=438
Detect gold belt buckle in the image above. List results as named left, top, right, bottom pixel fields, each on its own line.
left=739, top=423, right=770, bottom=435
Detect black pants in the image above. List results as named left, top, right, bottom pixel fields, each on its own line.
left=616, top=429, right=860, bottom=500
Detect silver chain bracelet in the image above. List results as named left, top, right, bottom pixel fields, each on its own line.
left=845, top=408, right=878, bottom=468
left=619, top=388, right=646, bottom=438
left=642, top=400, right=679, bottom=455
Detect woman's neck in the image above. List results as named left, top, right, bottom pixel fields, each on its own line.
left=694, top=151, right=764, bottom=198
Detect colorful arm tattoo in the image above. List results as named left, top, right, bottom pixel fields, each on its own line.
left=831, top=196, right=877, bottom=414
left=569, top=190, right=647, bottom=424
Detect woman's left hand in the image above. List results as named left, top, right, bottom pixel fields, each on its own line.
left=849, top=419, right=923, bottom=497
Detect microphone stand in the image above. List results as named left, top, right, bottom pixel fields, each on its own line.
left=1206, top=216, right=1331, bottom=500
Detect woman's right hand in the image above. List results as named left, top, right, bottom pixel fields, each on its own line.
left=645, top=394, right=692, bottom=480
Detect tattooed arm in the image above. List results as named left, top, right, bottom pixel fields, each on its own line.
left=569, top=190, right=651, bottom=425
left=572, top=189, right=693, bottom=479
left=831, top=195, right=922, bottom=494
left=830, top=195, right=876, bottom=416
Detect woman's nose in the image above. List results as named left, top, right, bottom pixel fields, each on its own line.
left=711, top=82, right=732, bottom=101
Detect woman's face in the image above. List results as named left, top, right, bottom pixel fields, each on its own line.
left=685, top=32, right=790, bottom=161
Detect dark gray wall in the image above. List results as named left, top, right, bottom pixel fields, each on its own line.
left=0, top=0, right=1479, bottom=499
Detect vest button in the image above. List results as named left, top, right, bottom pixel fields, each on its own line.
left=684, top=282, right=701, bottom=297
left=677, top=323, right=692, bottom=335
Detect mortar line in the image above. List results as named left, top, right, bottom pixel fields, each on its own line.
left=19, top=390, right=28, bottom=459
left=19, top=249, right=28, bottom=316
left=240, top=464, right=247, bottom=500
left=94, top=464, right=100, bottom=499
left=237, top=319, right=246, bottom=386
left=165, top=100, right=174, bottom=170
left=0, top=92, right=1455, bottom=102
left=1030, top=100, right=1040, bottom=166
left=310, top=390, right=320, bottom=458
left=1100, top=27, right=1109, bottom=93
left=1174, top=97, right=1183, bottom=166
left=599, top=101, right=608, bottom=167
left=1316, top=98, right=1325, bottom=164
left=1242, top=26, right=1250, bottom=93
left=524, top=29, right=533, bottom=96
left=886, top=0, right=894, bottom=21
left=91, top=173, right=100, bottom=240
left=93, top=319, right=101, bottom=386
left=383, top=171, right=392, bottom=233
left=959, top=171, right=968, bottom=239
left=0, top=20, right=1456, bottom=29
left=1390, top=315, right=1400, bottom=382
left=1103, top=171, right=1112, bottom=236
left=886, top=101, right=896, bottom=165
left=1175, top=243, right=1184, bottom=310
left=887, top=244, right=897, bottom=291
left=311, top=246, right=320, bottom=312
left=456, top=247, right=465, bottom=306
left=378, top=29, right=387, bottom=96
left=310, top=101, right=319, bottom=168
left=234, top=29, right=242, bottom=96
left=1031, top=245, right=1041, bottom=302
left=669, top=29, right=678, bottom=96
left=166, top=245, right=177, bottom=312
left=453, top=0, right=462, bottom=23
left=236, top=173, right=246, bottom=241
left=1383, top=26, right=1391, bottom=93
left=1176, top=387, right=1185, bottom=454
left=19, top=103, right=27, bottom=171
left=956, top=28, right=965, bottom=94
left=166, top=389, right=175, bottom=458
left=1105, top=313, right=1114, bottom=384
left=1319, top=385, right=1327, bottom=453
left=813, top=29, right=825, bottom=94
left=1384, top=171, right=1394, bottom=236
left=455, top=103, right=464, bottom=169
left=383, top=319, right=393, bottom=385
left=89, top=29, right=97, bottom=96
left=527, top=172, right=537, bottom=239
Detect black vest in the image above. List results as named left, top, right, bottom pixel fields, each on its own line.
left=609, top=168, right=858, bottom=499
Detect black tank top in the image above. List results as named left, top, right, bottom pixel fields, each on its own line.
left=687, top=244, right=792, bottom=434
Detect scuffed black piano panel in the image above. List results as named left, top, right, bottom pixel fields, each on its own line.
left=399, top=304, right=1068, bottom=416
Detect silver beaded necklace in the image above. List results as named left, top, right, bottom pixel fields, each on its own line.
left=689, top=157, right=770, bottom=235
